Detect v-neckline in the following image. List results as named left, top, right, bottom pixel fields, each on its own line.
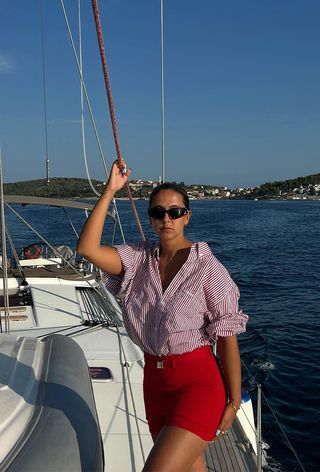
left=157, top=243, right=194, bottom=296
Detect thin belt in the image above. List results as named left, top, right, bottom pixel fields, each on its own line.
left=144, top=345, right=212, bottom=369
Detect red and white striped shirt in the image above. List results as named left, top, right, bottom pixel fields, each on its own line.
left=103, top=240, right=248, bottom=356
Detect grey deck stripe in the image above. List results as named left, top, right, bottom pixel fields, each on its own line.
left=205, top=417, right=257, bottom=472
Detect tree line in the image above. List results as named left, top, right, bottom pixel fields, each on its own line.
left=251, top=173, right=320, bottom=197
left=3, top=178, right=104, bottom=199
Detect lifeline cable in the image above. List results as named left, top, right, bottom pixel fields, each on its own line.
left=91, top=0, right=145, bottom=241
left=242, top=361, right=306, bottom=471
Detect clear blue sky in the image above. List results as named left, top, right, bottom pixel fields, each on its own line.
left=1, top=0, right=319, bottom=188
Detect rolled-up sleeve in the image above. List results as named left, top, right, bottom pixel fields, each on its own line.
left=102, top=243, right=137, bottom=296
left=203, top=254, right=248, bottom=339
left=205, top=285, right=248, bottom=339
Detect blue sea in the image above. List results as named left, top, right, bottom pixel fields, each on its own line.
left=5, top=198, right=320, bottom=471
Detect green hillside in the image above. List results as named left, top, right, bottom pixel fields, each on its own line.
left=251, top=172, right=320, bottom=197
left=3, top=178, right=104, bottom=199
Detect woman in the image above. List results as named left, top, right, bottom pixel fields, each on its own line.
left=77, top=160, right=248, bottom=472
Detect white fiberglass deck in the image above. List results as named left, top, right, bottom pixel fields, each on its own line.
left=74, top=326, right=153, bottom=472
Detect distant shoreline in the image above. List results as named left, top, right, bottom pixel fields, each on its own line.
left=3, top=173, right=320, bottom=200
left=77, top=196, right=320, bottom=202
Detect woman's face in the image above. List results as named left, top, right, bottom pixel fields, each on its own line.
left=149, top=189, right=191, bottom=241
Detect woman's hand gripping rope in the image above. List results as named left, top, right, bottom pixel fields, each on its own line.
left=105, top=159, right=131, bottom=195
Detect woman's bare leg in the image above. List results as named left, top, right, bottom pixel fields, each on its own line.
left=143, top=426, right=208, bottom=472
left=191, top=452, right=207, bottom=472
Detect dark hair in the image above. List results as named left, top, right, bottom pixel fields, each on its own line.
left=149, top=182, right=190, bottom=210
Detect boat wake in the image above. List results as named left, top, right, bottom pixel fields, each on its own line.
left=256, top=360, right=275, bottom=371
left=262, top=441, right=286, bottom=472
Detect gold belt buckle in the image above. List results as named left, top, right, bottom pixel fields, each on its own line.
left=157, top=360, right=164, bottom=369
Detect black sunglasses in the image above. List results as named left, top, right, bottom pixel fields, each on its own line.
left=148, top=207, right=189, bottom=220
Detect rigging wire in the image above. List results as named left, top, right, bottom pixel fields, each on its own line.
left=78, top=0, right=99, bottom=199
left=34, top=292, right=146, bottom=462
left=116, top=327, right=146, bottom=464
left=40, top=0, right=51, bottom=244
left=90, top=0, right=145, bottom=241
left=5, top=202, right=115, bottom=299
left=4, top=203, right=117, bottom=330
left=40, top=0, right=49, bottom=186
left=66, top=305, right=147, bottom=464
left=0, top=158, right=10, bottom=333
left=60, top=0, right=126, bottom=244
left=5, top=202, right=82, bottom=274
left=260, top=389, right=306, bottom=472
left=242, top=361, right=306, bottom=472
left=62, top=207, right=79, bottom=239
left=5, top=228, right=25, bottom=280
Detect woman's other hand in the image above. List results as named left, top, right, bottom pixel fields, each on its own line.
left=214, top=335, right=241, bottom=441
left=214, top=401, right=239, bottom=440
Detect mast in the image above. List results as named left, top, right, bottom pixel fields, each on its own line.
left=160, top=0, right=165, bottom=183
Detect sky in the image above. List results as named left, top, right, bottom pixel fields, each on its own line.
left=0, top=0, right=319, bottom=188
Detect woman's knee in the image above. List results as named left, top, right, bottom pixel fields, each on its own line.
left=190, top=453, right=206, bottom=472
left=143, top=426, right=207, bottom=472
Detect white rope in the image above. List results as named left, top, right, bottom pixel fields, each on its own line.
left=60, top=0, right=126, bottom=243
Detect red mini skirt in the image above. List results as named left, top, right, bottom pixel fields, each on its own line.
left=143, top=345, right=226, bottom=441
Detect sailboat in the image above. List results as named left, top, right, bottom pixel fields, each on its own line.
left=0, top=1, right=259, bottom=471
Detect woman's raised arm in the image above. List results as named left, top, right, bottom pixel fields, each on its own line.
left=76, top=160, right=131, bottom=274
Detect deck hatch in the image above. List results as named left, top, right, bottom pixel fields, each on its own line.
left=89, top=366, right=113, bottom=382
